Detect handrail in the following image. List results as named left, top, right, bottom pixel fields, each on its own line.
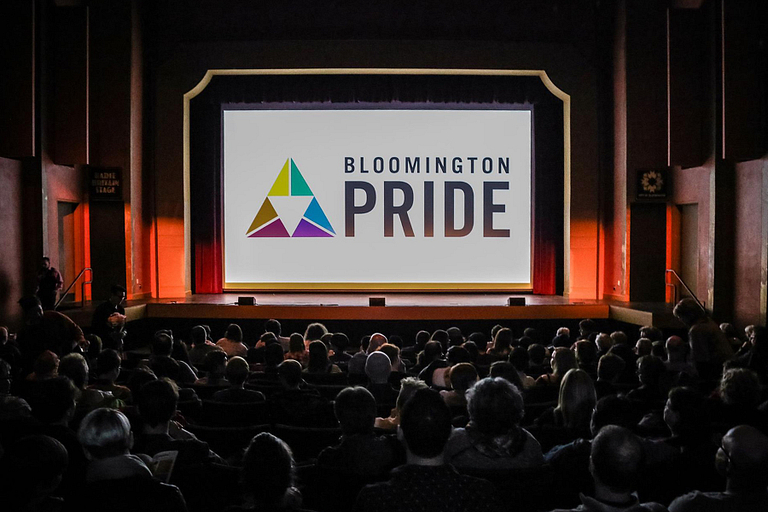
left=54, top=267, right=92, bottom=310
left=665, top=269, right=706, bottom=313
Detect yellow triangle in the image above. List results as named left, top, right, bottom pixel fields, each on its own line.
left=268, top=159, right=290, bottom=196
left=246, top=198, right=278, bottom=234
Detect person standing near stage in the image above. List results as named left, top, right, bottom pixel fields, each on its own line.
left=36, top=257, right=64, bottom=310
left=91, top=285, right=127, bottom=350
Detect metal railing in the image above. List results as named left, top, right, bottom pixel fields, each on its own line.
left=665, top=269, right=706, bottom=313
left=54, top=267, right=92, bottom=310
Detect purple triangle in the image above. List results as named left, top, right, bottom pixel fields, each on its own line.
left=292, top=218, right=333, bottom=237
left=249, top=219, right=290, bottom=237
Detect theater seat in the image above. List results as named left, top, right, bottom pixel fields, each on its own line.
left=186, top=423, right=270, bottom=460
left=271, top=424, right=342, bottom=462
left=456, top=464, right=555, bottom=512
left=200, top=400, right=270, bottom=427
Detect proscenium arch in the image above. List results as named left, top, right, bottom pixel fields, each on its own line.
left=183, top=68, right=571, bottom=293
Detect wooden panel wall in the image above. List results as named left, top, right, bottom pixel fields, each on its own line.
left=52, top=5, right=88, bottom=165
left=0, top=1, right=36, bottom=158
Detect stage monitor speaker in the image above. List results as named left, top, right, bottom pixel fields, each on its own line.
left=507, top=297, right=526, bottom=306
left=369, top=297, right=386, bottom=307
left=238, top=296, right=255, bottom=306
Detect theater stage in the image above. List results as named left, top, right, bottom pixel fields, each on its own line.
left=63, top=293, right=680, bottom=330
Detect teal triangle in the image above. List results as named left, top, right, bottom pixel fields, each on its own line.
left=290, top=159, right=313, bottom=196
left=303, top=197, right=335, bottom=234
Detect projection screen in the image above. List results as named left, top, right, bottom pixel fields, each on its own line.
left=222, top=107, right=532, bottom=290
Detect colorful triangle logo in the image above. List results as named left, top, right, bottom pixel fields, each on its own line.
left=246, top=158, right=335, bottom=238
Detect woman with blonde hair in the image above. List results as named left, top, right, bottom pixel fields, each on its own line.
left=535, top=368, right=596, bottom=439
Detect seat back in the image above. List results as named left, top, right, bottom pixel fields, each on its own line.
left=200, top=400, right=270, bottom=427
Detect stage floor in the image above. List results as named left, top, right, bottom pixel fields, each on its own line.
left=63, top=293, right=680, bottom=329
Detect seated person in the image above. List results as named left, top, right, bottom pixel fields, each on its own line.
left=535, top=369, right=597, bottom=443
left=509, top=347, right=536, bottom=389
left=365, top=352, right=399, bottom=406
left=303, top=340, right=341, bottom=374
left=665, top=336, right=698, bottom=384
left=89, top=348, right=132, bottom=403
left=25, top=349, right=59, bottom=381
left=440, top=363, right=478, bottom=409
left=70, top=407, right=187, bottom=512
left=318, top=387, right=401, bottom=478
left=640, top=387, right=721, bottom=504
left=626, top=355, right=667, bottom=414
left=355, top=388, right=503, bottom=512
left=193, top=350, right=229, bottom=387
left=415, top=341, right=448, bottom=387
left=215, top=323, right=248, bottom=358
left=669, top=425, right=768, bottom=512
left=58, top=353, right=122, bottom=427
left=445, top=376, right=543, bottom=471
left=489, top=361, right=525, bottom=390
left=147, top=333, right=197, bottom=385
left=212, top=357, right=265, bottom=403
left=526, top=344, right=550, bottom=379
left=0, top=434, right=69, bottom=511
left=536, top=347, right=578, bottom=389
left=133, top=379, right=224, bottom=466
left=269, top=360, right=332, bottom=426
left=329, top=333, right=352, bottom=366
left=28, top=376, right=87, bottom=500
left=187, top=324, right=224, bottom=368
left=231, top=433, right=304, bottom=511
left=709, top=368, right=768, bottom=433
left=284, top=334, right=308, bottom=368
left=550, top=426, right=668, bottom=512
left=594, top=353, right=625, bottom=399
left=375, top=377, right=429, bottom=431
left=575, top=341, right=598, bottom=380
left=545, top=395, right=638, bottom=508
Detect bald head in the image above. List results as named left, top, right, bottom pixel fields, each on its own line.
left=367, top=333, right=388, bottom=354
left=665, top=336, right=687, bottom=362
left=719, top=425, right=768, bottom=489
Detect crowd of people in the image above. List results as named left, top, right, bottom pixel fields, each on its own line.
left=1, top=294, right=768, bottom=512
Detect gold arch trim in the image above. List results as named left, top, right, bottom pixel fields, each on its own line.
left=183, top=68, right=571, bottom=293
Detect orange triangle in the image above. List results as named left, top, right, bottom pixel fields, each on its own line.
left=246, top=197, right=278, bottom=234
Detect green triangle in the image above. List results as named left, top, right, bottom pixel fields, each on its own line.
left=268, top=159, right=290, bottom=196
left=290, top=159, right=313, bottom=196
left=246, top=197, right=278, bottom=234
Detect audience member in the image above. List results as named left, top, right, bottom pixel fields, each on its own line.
left=285, top=333, right=309, bottom=368
left=304, top=322, right=328, bottom=348
left=235, top=433, right=303, bottom=511
left=149, top=332, right=197, bottom=384
left=673, top=298, right=733, bottom=381
left=304, top=340, right=341, bottom=374
left=216, top=324, right=248, bottom=358
left=0, top=434, right=69, bottom=511
left=594, top=333, right=614, bottom=360
left=446, top=377, right=544, bottom=470
left=71, top=407, right=188, bottom=512
left=594, top=353, right=625, bottom=398
left=575, top=340, right=598, bottom=379
left=635, top=338, right=653, bottom=357
left=440, top=362, right=478, bottom=409
left=536, top=347, right=577, bottom=389
left=212, top=357, right=265, bottom=403
left=365, top=351, right=399, bottom=405
left=187, top=325, right=224, bottom=367
left=526, top=343, right=550, bottom=378
left=329, top=332, right=352, bottom=366
left=550, top=426, right=667, bottom=512
left=669, top=425, right=768, bottom=512
left=89, top=348, right=132, bottom=403
left=416, top=341, right=448, bottom=387
left=355, top=388, right=503, bottom=512
left=59, top=353, right=122, bottom=422
left=535, top=369, right=596, bottom=441
left=318, top=387, right=400, bottom=478
left=375, top=377, right=429, bottom=431
left=265, top=319, right=291, bottom=353
left=487, top=328, right=514, bottom=359
left=509, top=346, right=535, bottom=388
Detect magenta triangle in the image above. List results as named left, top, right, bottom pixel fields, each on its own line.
left=292, top=218, right=333, bottom=237
left=248, top=219, right=290, bottom=237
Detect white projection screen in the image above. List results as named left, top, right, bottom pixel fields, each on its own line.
left=222, top=107, right=532, bottom=291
